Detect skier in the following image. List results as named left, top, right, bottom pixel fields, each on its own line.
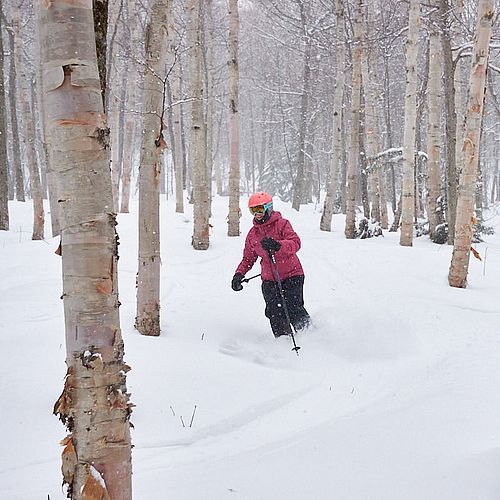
left=231, top=192, right=311, bottom=338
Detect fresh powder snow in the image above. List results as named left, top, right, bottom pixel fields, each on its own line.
left=1, top=197, right=499, bottom=499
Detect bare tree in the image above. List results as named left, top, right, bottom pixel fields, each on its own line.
left=440, top=0, right=458, bottom=244
left=167, top=0, right=184, bottom=214
left=320, top=0, right=345, bottom=232
left=344, top=0, right=363, bottom=239
left=5, top=28, right=25, bottom=203
left=13, top=4, right=44, bottom=240
left=360, top=0, right=381, bottom=224
left=427, top=2, right=443, bottom=239
left=291, top=1, right=313, bottom=211
left=187, top=0, right=210, bottom=249
left=135, top=0, right=170, bottom=336
left=399, top=0, right=420, bottom=247
left=40, top=0, right=133, bottom=497
left=227, top=0, right=241, bottom=236
left=0, top=12, right=9, bottom=231
left=120, top=0, right=143, bottom=214
left=448, top=0, right=494, bottom=288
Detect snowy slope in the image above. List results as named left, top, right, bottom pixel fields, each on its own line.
left=1, top=197, right=500, bottom=500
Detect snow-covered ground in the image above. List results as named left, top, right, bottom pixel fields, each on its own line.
left=1, top=196, right=500, bottom=499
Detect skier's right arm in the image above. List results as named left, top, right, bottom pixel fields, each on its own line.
left=235, top=232, right=257, bottom=276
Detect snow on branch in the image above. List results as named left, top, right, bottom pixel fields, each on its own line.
left=365, top=147, right=427, bottom=173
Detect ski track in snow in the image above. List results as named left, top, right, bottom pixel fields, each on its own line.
left=2, top=199, right=500, bottom=499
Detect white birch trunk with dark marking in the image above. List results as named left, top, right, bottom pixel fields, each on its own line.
left=344, top=0, right=363, bottom=239
left=187, top=0, right=209, bottom=249
left=205, top=0, right=215, bottom=213
left=120, top=117, right=134, bottom=213
left=399, top=0, right=420, bottom=246
left=166, top=0, right=184, bottom=214
left=291, top=38, right=312, bottom=212
left=227, top=0, right=240, bottom=236
left=135, top=0, right=170, bottom=336
left=427, top=5, right=442, bottom=239
left=110, top=94, right=121, bottom=211
left=6, top=29, right=25, bottom=203
left=448, top=0, right=494, bottom=288
left=13, top=8, right=45, bottom=240
left=440, top=0, right=458, bottom=244
left=39, top=1, right=132, bottom=498
left=359, top=2, right=380, bottom=225
left=0, top=15, right=9, bottom=231
left=320, top=0, right=345, bottom=232
left=119, top=0, right=142, bottom=214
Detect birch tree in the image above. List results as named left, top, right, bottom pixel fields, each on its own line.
left=187, top=0, right=209, bottom=249
left=291, top=2, right=312, bottom=211
left=136, top=0, right=170, bottom=336
left=5, top=28, right=25, bottom=203
left=166, top=0, right=184, bottom=214
left=120, top=0, right=142, bottom=214
left=344, top=0, right=363, bottom=239
left=39, top=0, right=133, bottom=497
left=440, top=0, right=458, bottom=244
left=448, top=0, right=494, bottom=288
left=0, top=13, right=9, bottom=231
left=204, top=0, right=215, bottom=210
left=13, top=4, right=44, bottom=240
left=320, top=0, right=345, bottom=232
left=360, top=1, right=381, bottom=225
left=399, top=0, right=420, bottom=247
left=227, top=0, right=240, bottom=236
left=427, top=3, right=442, bottom=240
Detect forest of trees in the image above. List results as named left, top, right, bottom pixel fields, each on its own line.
left=0, top=0, right=498, bottom=497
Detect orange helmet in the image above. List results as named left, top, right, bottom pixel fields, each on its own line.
left=248, top=191, right=272, bottom=208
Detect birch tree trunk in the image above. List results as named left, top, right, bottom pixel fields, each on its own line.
left=382, top=51, right=397, bottom=215
left=453, top=1, right=465, bottom=196
left=448, top=0, right=494, bottom=288
left=204, top=0, right=215, bottom=214
left=0, top=15, right=9, bottom=231
left=110, top=95, right=121, bottom=210
left=135, top=0, right=169, bottom=337
left=227, top=0, right=240, bottom=236
left=33, top=0, right=60, bottom=235
left=13, top=7, right=45, bottom=240
left=440, top=0, right=458, bottom=244
left=39, top=0, right=132, bottom=497
left=165, top=0, right=184, bottom=214
left=120, top=118, right=134, bottom=213
left=187, top=0, right=209, bottom=249
left=119, top=0, right=141, bottom=214
left=320, top=0, right=345, bottom=232
left=359, top=2, right=381, bottom=224
left=6, top=30, right=25, bottom=202
left=291, top=37, right=311, bottom=211
left=427, top=5, right=442, bottom=239
left=344, top=0, right=363, bottom=239
left=399, top=0, right=420, bottom=247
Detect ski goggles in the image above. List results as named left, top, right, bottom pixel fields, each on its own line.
left=249, top=201, right=272, bottom=215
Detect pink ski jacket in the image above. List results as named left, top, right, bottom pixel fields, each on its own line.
left=235, top=211, right=304, bottom=282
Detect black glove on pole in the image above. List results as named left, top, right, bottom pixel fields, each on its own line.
left=261, top=237, right=281, bottom=252
left=231, top=273, right=244, bottom=291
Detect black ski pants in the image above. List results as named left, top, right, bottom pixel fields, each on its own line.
left=261, top=275, right=310, bottom=338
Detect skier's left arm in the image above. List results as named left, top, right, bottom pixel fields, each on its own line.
left=277, top=220, right=301, bottom=255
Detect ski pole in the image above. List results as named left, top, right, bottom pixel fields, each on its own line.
left=267, top=249, right=301, bottom=355
left=241, top=273, right=261, bottom=284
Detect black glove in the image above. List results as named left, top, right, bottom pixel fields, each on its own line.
left=261, top=237, right=281, bottom=253
left=231, top=273, right=244, bottom=291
